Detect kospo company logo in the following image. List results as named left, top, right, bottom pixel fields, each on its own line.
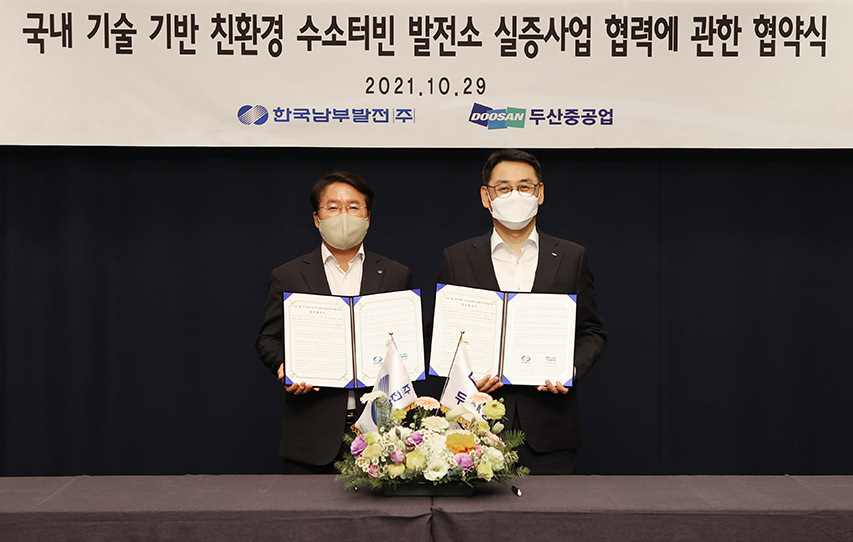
left=237, top=105, right=269, bottom=125
left=469, top=103, right=526, bottom=130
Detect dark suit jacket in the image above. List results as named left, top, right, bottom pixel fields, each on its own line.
left=436, top=231, right=606, bottom=451
left=255, top=247, right=413, bottom=465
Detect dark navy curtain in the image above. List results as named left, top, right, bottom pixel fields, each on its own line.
left=2, top=146, right=852, bottom=475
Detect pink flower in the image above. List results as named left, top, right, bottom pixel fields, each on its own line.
left=390, top=449, right=405, bottom=464
left=368, top=464, right=380, bottom=478
left=415, top=396, right=441, bottom=410
left=350, top=435, right=367, bottom=458
left=405, top=431, right=424, bottom=450
left=485, top=432, right=503, bottom=446
left=472, top=445, right=484, bottom=458
left=470, top=392, right=493, bottom=405
left=454, top=452, right=474, bottom=471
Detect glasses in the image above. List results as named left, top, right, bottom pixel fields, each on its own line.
left=487, top=182, right=540, bottom=198
left=318, top=205, right=368, bottom=217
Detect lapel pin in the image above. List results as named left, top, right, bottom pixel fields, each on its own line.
left=551, top=252, right=557, bottom=257
left=377, top=269, right=384, bottom=274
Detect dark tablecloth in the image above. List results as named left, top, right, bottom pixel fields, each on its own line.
left=2, top=475, right=852, bottom=541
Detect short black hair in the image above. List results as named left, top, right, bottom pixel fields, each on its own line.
left=482, top=149, right=543, bottom=185
left=310, top=171, right=374, bottom=212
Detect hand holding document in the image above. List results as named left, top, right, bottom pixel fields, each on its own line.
left=281, top=289, right=425, bottom=389
left=430, top=284, right=577, bottom=387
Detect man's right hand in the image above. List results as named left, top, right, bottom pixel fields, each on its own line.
left=476, top=374, right=503, bottom=394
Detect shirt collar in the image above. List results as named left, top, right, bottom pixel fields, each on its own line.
left=490, top=227, right=539, bottom=254
left=321, top=243, right=365, bottom=267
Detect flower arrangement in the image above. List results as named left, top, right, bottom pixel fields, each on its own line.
left=335, top=392, right=529, bottom=490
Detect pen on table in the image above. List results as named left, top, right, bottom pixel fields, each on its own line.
left=511, top=485, right=522, bottom=497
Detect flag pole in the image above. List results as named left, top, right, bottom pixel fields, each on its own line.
left=439, top=331, right=465, bottom=400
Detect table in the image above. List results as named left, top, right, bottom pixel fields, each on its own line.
left=2, top=475, right=852, bottom=541
left=432, top=475, right=853, bottom=541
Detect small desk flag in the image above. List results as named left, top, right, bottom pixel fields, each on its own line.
left=355, top=337, right=415, bottom=433
left=440, top=340, right=479, bottom=410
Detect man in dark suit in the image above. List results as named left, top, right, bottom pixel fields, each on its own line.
left=436, top=149, right=606, bottom=474
left=256, top=171, right=412, bottom=474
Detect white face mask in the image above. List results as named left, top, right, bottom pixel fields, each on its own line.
left=317, top=212, right=369, bottom=250
left=489, top=191, right=539, bottom=230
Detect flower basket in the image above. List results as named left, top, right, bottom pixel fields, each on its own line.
left=335, top=393, right=529, bottom=493
left=384, top=482, right=474, bottom=497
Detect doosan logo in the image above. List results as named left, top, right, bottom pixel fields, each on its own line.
left=469, top=111, right=525, bottom=122
left=469, top=103, right=526, bottom=130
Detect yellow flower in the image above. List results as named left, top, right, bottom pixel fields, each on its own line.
left=405, top=450, right=426, bottom=470
left=392, top=408, right=408, bottom=423
left=362, top=443, right=383, bottom=460
left=482, top=400, right=506, bottom=420
left=476, top=461, right=494, bottom=481
left=446, top=432, right=477, bottom=454
left=387, top=463, right=406, bottom=478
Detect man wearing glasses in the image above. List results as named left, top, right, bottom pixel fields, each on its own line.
left=256, top=171, right=412, bottom=474
left=436, top=149, right=607, bottom=474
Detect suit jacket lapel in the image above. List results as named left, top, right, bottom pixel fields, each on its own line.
left=532, top=231, right=560, bottom=293
left=468, top=234, right=500, bottom=291
left=299, top=247, right=332, bottom=295
left=360, top=250, right=385, bottom=295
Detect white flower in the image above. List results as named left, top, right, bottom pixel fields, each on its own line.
left=424, top=456, right=451, bottom=481
left=422, top=416, right=449, bottom=432
left=426, top=434, right=447, bottom=454
left=484, top=447, right=505, bottom=471
left=360, top=391, right=388, bottom=404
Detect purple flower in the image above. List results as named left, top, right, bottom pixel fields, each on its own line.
left=350, top=435, right=367, bottom=458
left=454, top=452, right=474, bottom=471
left=390, top=449, right=406, bottom=464
left=405, top=431, right=424, bottom=450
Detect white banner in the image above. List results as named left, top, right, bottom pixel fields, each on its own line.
left=2, top=0, right=851, bottom=147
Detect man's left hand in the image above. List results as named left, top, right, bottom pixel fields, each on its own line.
left=537, top=379, right=571, bottom=394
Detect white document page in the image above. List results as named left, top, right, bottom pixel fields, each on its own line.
left=282, top=293, right=354, bottom=388
left=430, top=284, right=503, bottom=379
left=353, top=289, right=425, bottom=385
left=502, top=293, right=576, bottom=386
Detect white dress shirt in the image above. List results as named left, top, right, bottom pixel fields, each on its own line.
left=321, top=243, right=364, bottom=297
left=490, top=228, right=539, bottom=292
left=320, top=243, right=364, bottom=409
